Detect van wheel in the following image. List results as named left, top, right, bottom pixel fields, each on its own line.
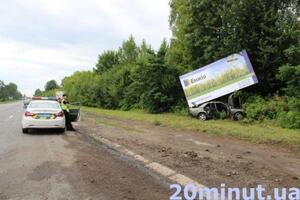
left=198, top=113, right=207, bottom=121
left=234, top=112, right=244, bottom=121
left=22, top=128, right=28, bottom=134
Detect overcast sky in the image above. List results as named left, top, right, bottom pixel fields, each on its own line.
left=0, top=0, right=171, bottom=96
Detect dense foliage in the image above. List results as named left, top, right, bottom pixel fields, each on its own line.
left=169, top=0, right=300, bottom=94
left=37, top=0, right=299, bottom=128
left=45, top=80, right=59, bottom=91
left=244, top=96, right=300, bottom=128
left=0, top=80, right=22, bottom=101
left=59, top=38, right=183, bottom=113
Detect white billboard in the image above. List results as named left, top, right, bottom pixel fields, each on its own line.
left=179, top=50, right=258, bottom=107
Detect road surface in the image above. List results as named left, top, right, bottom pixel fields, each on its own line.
left=0, top=102, right=169, bottom=200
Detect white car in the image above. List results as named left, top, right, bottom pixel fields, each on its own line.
left=22, top=100, right=66, bottom=134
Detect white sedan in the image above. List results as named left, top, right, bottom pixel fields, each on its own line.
left=22, top=100, right=66, bottom=134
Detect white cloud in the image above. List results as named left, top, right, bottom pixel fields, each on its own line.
left=0, top=0, right=171, bottom=96
left=0, top=38, right=95, bottom=96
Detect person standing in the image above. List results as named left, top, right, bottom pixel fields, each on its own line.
left=60, top=94, right=75, bottom=131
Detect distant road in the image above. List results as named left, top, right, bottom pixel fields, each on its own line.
left=0, top=102, right=168, bottom=200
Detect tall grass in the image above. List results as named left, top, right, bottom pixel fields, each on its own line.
left=83, top=107, right=300, bottom=152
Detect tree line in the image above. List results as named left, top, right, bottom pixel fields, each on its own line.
left=0, top=80, right=22, bottom=101
left=37, top=0, right=300, bottom=128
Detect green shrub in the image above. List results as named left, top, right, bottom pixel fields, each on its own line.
left=278, top=111, right=300, bottom=129
left=244, top=95, right=300, bottom=129
left=171, top=102, right=189, bottom=115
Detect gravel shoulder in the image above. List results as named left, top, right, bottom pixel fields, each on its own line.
left=78, top=111, right=300, bottom=192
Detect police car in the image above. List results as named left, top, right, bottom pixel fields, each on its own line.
left=22, top=97, right=66, bottom=134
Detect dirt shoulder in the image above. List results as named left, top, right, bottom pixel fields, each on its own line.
left=77, top=111, right=300, bottom=192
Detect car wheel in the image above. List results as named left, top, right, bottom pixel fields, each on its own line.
left=234, top=112, right=244, bottom=121
left=59, top=128, right=65, bottom=134
left=22, top=128, right=28, bottom=134
left=198, top=113, right=207, bottom=121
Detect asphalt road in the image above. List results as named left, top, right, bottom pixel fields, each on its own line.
left=0, top=102, right=169, bottom=200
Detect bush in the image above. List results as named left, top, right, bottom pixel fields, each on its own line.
left=62, top=71, right=99, bottom=107
left=244, top=96, right=300, bottom=129
left=278, top=111, right=300, bottom=129
left=171, top=101, right=189, bottom=115
left=277, top=97, right=300, bottom=129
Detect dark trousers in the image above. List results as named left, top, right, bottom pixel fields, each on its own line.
left=63, top=111, right=73, bottom=130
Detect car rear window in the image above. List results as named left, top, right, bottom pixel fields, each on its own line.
left=28, top=101, right=60, bottom=109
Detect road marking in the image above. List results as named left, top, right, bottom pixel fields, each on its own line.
left=134, top=154, right=150, bottom=164
left=9, top=115, right=14, bottom=119
left=92, top=135, right=213, bottom=196
left=169, top=174, right=205, bottom=189
left=146, top=162, right=176, bottom=177
left=186, top=139, right=215, bottom=147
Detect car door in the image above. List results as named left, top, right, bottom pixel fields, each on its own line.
left=216, top=102, right=230, bottom=118
left=209, top=103, right=219, bottom=118
left=69, top=102, right=80, bottom=122
left=203, top=103, right=217, bottom=118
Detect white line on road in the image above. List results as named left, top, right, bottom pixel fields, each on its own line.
left=92, top=135, right=216, bottom=198
left=186, top=138, right=215, bottom=147
left=9, top=115, right=14, bottom=119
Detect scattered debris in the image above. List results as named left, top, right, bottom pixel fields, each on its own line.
left=184, top=151, right=198, bottom=158
left=274, top=178, right=282, bottom=182
left=271, top=155, right=277, bottom=158
left=158, top=147, right=167, bottom=153
left=90, top=178, right=95, bottom=183
left=231, top=171, right=239, bottom=175
left=226, top=171, right=239, bottom=176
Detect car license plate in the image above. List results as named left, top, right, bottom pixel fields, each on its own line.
left=37, top=113, right=52, bottom=120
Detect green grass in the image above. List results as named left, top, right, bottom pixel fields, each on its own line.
left=96, top=118, right=144, bottom=133
left=82, top=107, right=300, bottom=152
left=0, top=100, right=20, bottom=104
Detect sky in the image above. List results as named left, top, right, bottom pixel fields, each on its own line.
left=0, top=0, right=172, bottom=96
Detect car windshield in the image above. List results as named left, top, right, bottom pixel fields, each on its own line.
left=28, top=101, right=60, bottom=109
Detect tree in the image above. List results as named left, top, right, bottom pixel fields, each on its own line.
left=34, top=89, right=43, bottom=96
left=5, top=83, right=18, bottom=99
left=62, top=71, right=98, bottom=106
left=0, top=81, right=7, bottom=101
left=276, top=27, right=300, bottom=97
left=122, top=40, right=181, bottom=112
left=45, top=80, right=59, bottom=91
left=0, top=81, right=22, bottom=101
left=169, top=0, right=300, bottom=94
left=137, top=39, right=155, bottom=64
left=95, top=50, right=119, bottom=74
left=118, top=35, right=139, bottom=64
left=157, top=39, right=169, bottom=64
left=277, top=64, right=300, bottom=97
